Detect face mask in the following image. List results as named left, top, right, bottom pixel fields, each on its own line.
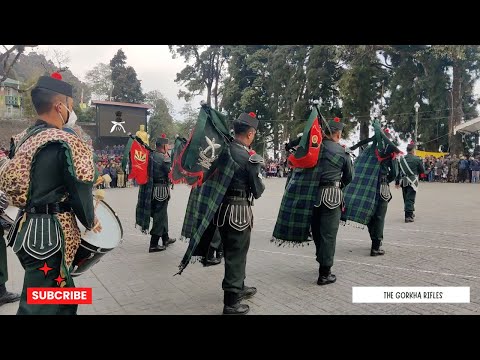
left=62, top=104, right=77, bottom=127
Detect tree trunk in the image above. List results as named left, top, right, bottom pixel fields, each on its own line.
left=449, top=62, right=464, bottom=156
left=273, top=121, right=279, bottom=160
left=206, top=86, right=212, bottom=107
left=213, top=76, right=219, bottom=109
left=359, top=110, right=370, bottom=141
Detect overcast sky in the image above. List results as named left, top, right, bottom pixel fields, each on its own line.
left=35, top=45, right=200, bottom=120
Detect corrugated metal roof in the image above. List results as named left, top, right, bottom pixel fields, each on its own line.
left=91, top=100, right=152, bottom=109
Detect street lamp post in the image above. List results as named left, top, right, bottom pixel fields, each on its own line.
left=414, top=102, right=420, bottom=145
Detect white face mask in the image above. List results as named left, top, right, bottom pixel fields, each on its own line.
left=61, top=103, right=78, bottom=127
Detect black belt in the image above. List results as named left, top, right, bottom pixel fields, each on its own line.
left=226, top=189, right=249, bottom=198
left=154, top=179, right=168, bottom=185
left=26, top=202, right=72, bottom=214
left=318, top=181, right=341, bottom=187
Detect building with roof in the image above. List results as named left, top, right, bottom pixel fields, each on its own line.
left=0, top=78, right=23, bottom=118
left=88, top=100, right=153, bottom=149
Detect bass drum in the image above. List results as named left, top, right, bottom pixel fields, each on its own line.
left=72, top=200, right=123, bottom=277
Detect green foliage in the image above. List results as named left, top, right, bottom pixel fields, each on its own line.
left=169, top=45, right=229, bottom=108
left=85, top=63, right=112, bottom=100
left=109, top=49, right=145, bottom=103
left=145, top=90, right=176, bottom=141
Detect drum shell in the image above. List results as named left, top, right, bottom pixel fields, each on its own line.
left=71, top=239, right=113, bottom=277
left=71, top=200, right=123, bottom=277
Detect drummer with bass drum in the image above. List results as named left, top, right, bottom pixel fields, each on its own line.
left=0, top=72, right=102, bottom=315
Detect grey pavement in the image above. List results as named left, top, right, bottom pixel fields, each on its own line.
left=1, top=179, right=479, bottom=315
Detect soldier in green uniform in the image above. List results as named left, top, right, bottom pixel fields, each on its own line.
left=395, top=143, right=425, bottom=223
left=213, top=112, right=265, bottom=315
left=366, top=131, right=399, bottom=256
left=312, top=118, right=353, bottom=285
left=0, top=73, right=100, bottom=315
left=148, top=135, right=176, bottom=252
left=0, top=190, right=21, bottom=306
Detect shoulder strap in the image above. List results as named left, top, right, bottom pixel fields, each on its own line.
left=399, top=156, right=415, bottom=176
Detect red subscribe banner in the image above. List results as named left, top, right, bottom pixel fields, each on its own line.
left=27, top=288, right=92, bottom=304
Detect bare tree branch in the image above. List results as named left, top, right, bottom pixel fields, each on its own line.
left=1, top=45, right=38, bottom=82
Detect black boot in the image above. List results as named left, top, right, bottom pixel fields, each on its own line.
left=149, top=235, right=166, bottom=252
left=223, top=292, right=249, bottom=315
left=162, top=234, right=176, bottom=247
left=238, top=286, right=257, bottom=302
left=204, top=247, right=221, bottom=266
left=370, top=240, right=385, bottom=256
left=317, top=266, right=336, bottom=285
left=405, top=212, right=414, bottom=223
left=0, top=283, right=20, bottom=306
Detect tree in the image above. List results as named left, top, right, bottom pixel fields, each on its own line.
left=338, top=45, right=389, bottom=140
left=175, top=102, right=199, bottom=138
left=430, top=45, right=480, bottom=155
left=2, top=50, right=90, bottom=112
left=51, top=48, right=70, bottom=73
left=0, top=45, right=38, bottom=82
left=169, top=45, right=229, bottom=108
left=383, top=45, right=450, bottom=151
left=109, top=49, right=145, bottom=103
left=85, top=63, right=113, bottom=100
left=75, top=105, right=96, bottom=123
left=145, top=90, right=175, bottom=141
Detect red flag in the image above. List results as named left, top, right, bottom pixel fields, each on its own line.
left=288, top=115, right=322, bottom=169
left=128, top=140, right=149, bottom=185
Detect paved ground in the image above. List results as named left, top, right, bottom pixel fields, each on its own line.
left=2, top=179, right=480, bottom=315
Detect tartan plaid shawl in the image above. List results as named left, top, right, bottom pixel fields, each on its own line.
left=272, top=163, right=322, bottom=245
left=177, top=147, right=238, bottom=274
left=341, top=145, right=381, bottom=226
left=341, top=120, right=401, bottom=227
left=181, top=186, right=200, bottom=240
left=135, top=151, right=154, bottom=233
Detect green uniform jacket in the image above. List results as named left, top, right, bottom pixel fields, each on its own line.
left=395, top=153, right=425, bottom=186
left=9, top=121, right=95, bottom=267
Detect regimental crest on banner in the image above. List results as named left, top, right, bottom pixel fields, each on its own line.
left=198, top=136, right=221, bottom=169
left=134, top=149, right=147, bottom=163
left=169, top=103, right=231, bottom=188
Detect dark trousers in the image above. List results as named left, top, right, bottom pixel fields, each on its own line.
left=311, top=204, right=341, bottom=268
left=16, top=249, right=77, bottom=315
left=210, top=228, right=223, bottom=252
left=218, top=224, right=251, bottom=294
left=0, top=232, right=8, bottom=286
left=402, top=186, right=417, bottom=213
left=367, top=198, right=389, bottom=248
left=150, top=199, right=169, bottom=241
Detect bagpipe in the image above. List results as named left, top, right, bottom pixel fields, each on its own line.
left=348, top=125, right=403, bottom=160
left=286, top=101, right=342, bottom=169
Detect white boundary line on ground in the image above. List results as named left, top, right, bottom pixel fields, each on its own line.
left=251, top=248, right=480, bottom=280
left=253, top=217, right=480, bottom=238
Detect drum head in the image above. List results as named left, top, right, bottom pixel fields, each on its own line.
left=76, top=200, right=123, bottom=249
